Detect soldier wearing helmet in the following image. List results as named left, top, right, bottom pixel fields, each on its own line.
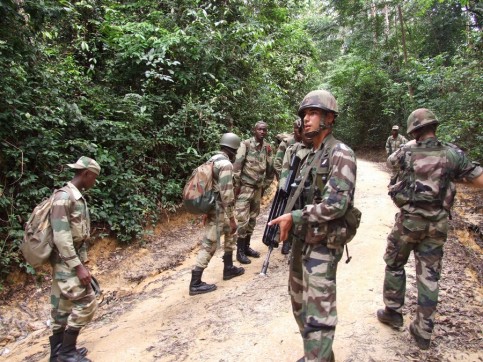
left=269, top=90, right=358, bottom=361
left=233, top=121, right=275, bottom=264
left=189, top=133, right=245, bottom=296
left=377, top=108, right=483, bottom=350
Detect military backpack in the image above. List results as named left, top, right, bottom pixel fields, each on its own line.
left=21, top=186, right=76, bottom=268
left=182, top=154, right=225, bottom=214
left=388, top=141, right=453, bottom=212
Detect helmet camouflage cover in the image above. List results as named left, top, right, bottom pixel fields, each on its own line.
left=298, top=90, right=339, bottom=119
left=407, top=108, right=439, bottom=134
left=220, top=132, right=241, bottom=150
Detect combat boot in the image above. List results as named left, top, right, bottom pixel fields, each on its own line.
left=50, top=329, right=88, bottom=362
left=49, top=331, right=64, bottom=362
left=236, top=237, right=251, bottom=264
left=57, top=329, right=91, bottom=362
left=189, top=269, right=217, bottom=296
left=222, top=252, right=245, bottom=280
left=376, top=307, right=403, bottom=328
left=409, top=322, right=431, bottom=350
left=244, top=235, right=260, bottom=258
left=281, top=240, right=291, bottom=255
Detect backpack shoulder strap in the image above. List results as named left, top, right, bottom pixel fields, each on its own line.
left=206, top=153, right=228, bottom=182
left=54, top=185, right=79, bottom=215
left=57, top=185, right=77, bottom=202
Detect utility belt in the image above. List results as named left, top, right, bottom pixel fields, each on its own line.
left=291, top=205, right=361, bottom=250
left=304, top=205, right=362, bottom=249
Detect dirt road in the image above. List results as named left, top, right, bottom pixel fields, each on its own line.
left=1, top=158, right=481, bottom=361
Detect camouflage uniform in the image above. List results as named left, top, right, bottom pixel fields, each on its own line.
left=233, top=137, right=274, bottom=238
left=274, top=134, right=296, bottom=180
left=283, top=142, right=311, bottom=334
left=195, top=151, right=237, bottom=268
left=50, top=182, right=97, bottom=332
left=386, top=133, right=408, bottom=183
left=289, top=134, right=357, bottom=361
left=279, top=141, right=309, bottom=191
left=384, top=137, right=482, bottom=340
left=385, top=134, right=408, bottom=156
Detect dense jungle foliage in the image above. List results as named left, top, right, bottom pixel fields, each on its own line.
left=0, top=0, right=481, bottom=284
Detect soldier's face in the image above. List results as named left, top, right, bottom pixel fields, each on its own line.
left=303, top=108, right=324, bottom=133
left=392, top=130, right=398, bottom=137
left=82, top=170, right=98, bottom=190
left=254, top=124, right=267, bottom=142
left=293, top=125, right=302, bottom=142
left=226, top=148, right=237, bottom=163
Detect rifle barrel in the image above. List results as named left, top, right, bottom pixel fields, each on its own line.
left=259, top=246, right=273, bottom=276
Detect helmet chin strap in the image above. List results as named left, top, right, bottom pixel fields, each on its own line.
left=304, top=118, right=332, bottom=139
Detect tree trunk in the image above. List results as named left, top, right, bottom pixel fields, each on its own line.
left=398, top=4, right=413, bottom=97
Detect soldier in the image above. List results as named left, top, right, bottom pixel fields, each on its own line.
left=233, top=121, right=275, bottom=264
left=269, top=90, right=357, bottom=362
left=386, top=125, right=408, bottom=185
left=377, top=109, right=483, bottom=350
left=278, top=124, right=312, bottom=255
left=274, top=119, right=303, bottom=180
left=385, top=125, right=408, bottom=156
left=189, top=133, right=245, bottom=295
left=49, top=156, right=101, bottom=362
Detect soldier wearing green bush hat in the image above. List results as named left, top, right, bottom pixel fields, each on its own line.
left=48, top=156, right=100, bottom=362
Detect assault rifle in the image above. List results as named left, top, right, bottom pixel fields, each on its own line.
left=260, top=154, right=301, bottom=276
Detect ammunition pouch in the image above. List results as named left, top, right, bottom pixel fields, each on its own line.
left=305, top=206, right=362, bottom=249
left=388, top=179, right=409, bottom=207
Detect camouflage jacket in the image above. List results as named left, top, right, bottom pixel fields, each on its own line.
left=51, top=182, right=89, bottom=268
left=233, top=137, right=274, bottom=190
left=291, top=134, right=357, bottom=226
left=386, top=134, right=408, bottom=155
left=279, top=141, right=311, bottom=190
left=388, top=137, right=482, bottom=220
left=274, top=134, right=296, bottom=179
left=211, top=151, right=236, bottom=219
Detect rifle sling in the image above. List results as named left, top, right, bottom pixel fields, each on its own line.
left=284, top=148, right=323, bottom=213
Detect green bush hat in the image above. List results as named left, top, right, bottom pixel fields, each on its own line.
left=67, top=156, right=101, bottom=175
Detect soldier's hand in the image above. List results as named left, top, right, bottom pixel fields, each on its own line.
left=268, top=213, right=293, bottom=242
left=75, top=264, right=91, bottom=286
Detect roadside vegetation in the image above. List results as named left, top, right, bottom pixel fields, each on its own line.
left=1, top=0, right=481, bottom=287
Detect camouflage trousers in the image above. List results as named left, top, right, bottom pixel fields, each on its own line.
left=383, top=212, right=447, bottom=340
left=288, top=236, right=304, bottom=335
left=51, top=261, right=97, bottom=332
left=301, top=243, right=343, bottom=362
left=195, top=209, right=236, bottom=269
left=235, top=184, right=262, bottom=238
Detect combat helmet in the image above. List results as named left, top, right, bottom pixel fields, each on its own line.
left=220, top=132, right=241, bottom=150
left=407, top=108, right=439, bottom=134
left=298, top=90, right=339, bottom=119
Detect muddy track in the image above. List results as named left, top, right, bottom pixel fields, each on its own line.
left=1, top=158, right=482, bottom=362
